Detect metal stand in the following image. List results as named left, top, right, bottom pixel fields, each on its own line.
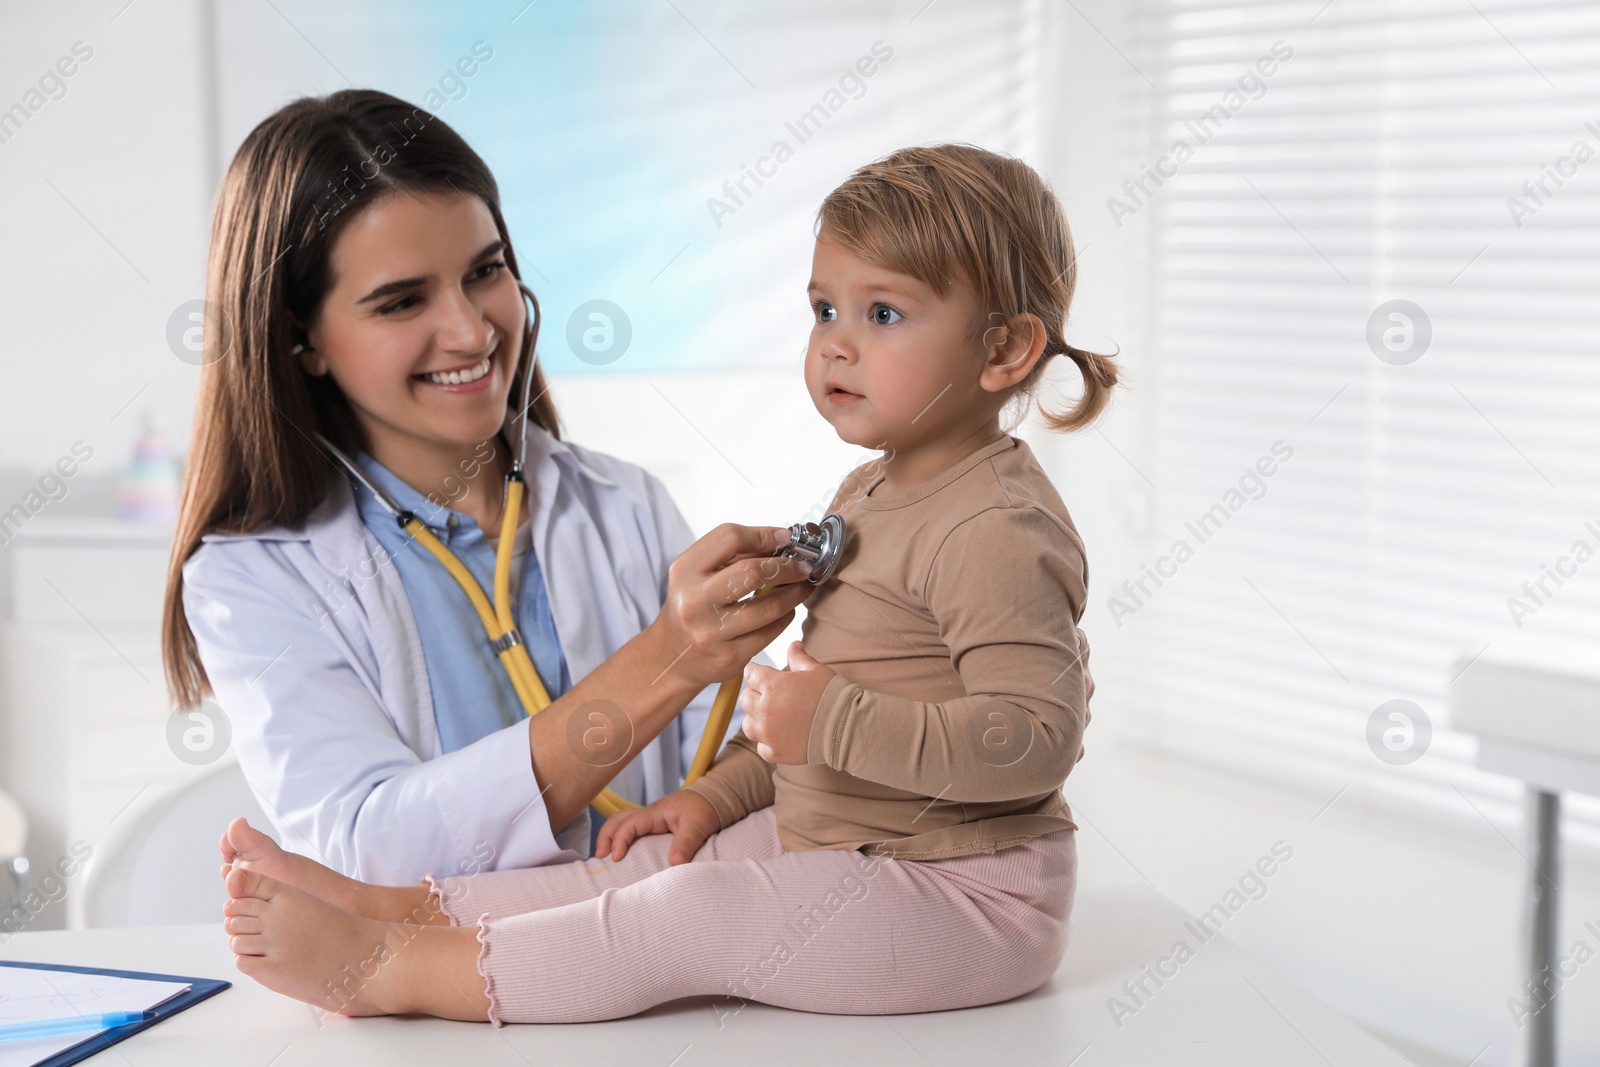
left=1521, top=788, right=1560, bottom=1067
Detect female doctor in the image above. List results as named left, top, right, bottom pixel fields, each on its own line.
left=161, top=90, right=813, bottom=886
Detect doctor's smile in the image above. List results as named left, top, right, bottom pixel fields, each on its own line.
left=413, top=355, right=492, bottom=389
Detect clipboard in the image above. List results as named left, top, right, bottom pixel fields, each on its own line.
left=0, top=960, right=229, bottom=1067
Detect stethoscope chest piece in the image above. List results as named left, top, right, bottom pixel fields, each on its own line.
left=782, top=513, right=847, bottom=585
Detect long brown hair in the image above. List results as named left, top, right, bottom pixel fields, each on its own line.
left=162, top=89, right=561, bottom=708
left=817, top=144, right=1118, bottom=432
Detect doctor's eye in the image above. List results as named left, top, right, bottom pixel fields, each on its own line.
left=870, top=304, right=903, bottom=326
left=470, top=259, right=507, bottom=282
left=378, top=293, right=421, bottom=316
left=813, top=300, right=836, bottom=324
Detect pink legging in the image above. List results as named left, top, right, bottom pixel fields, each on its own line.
left=423, top=806, right=1077, bottom=1025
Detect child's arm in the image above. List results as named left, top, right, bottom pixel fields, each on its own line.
left=806, top=505, right=1090, bottom=801
left=680, top=728, right=777, bottom=828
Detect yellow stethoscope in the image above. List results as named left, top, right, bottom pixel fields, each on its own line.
left=315, top=284, right=846, bottom=818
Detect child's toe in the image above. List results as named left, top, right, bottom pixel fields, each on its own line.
left=224, top=915, right=262, bottom=936
left=225, top=816, right=272, bottom=858
left=223, top=895, right=266, bottom=918
left=229, top=932, right=265, bottom=956
left=224, top=863, right=280, bottom=902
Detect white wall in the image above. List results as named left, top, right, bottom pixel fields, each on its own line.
left=0, top=0, right=210, bottom=484
left=0, top=5, right=214, bottom=935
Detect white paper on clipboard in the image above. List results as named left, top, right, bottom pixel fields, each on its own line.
left=0, top=967, right=190, bottom=1067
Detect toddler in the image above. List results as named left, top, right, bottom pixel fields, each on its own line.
left=221, top=143, right=1116, bottom=1025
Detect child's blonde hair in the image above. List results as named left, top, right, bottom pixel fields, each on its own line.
left=817, top=144, right=1117, bottom=432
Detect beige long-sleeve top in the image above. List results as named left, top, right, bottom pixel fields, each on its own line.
left=683, top=433, right=1093, bottom=860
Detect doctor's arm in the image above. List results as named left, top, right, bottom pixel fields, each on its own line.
left=484, top=514, right=811, bottom=834
left=184, top=545, right=575, bottom=884
left=184, top=531, right=810, bottom=884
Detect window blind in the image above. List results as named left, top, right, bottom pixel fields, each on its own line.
left=1114, top=0, right=1600, bottom=847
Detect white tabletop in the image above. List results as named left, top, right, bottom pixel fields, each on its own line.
left=1451, top=636, right=1600, bottom=763
left=1450, top=636, right=1600, bottom=795
left=0, top=884, right=1408, bottom=1066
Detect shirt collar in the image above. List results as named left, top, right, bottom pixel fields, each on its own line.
left=350, top=450, right=457, bottom=533
left=199, top=412, right=614, bottom=546
left=346, top=415, right=615, bottom=542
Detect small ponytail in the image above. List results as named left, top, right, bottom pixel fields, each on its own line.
left=1039, top=343, right=1120, bottom=432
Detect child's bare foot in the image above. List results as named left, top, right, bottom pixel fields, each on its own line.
left=219, top=818, right=440, bottom=926
left=224, top=866, right=401, bottom=1016
left=224, top=866, right=489, bottom=1022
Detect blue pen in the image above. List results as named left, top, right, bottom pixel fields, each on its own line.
left=0, top=1011, right=156, bottom=1042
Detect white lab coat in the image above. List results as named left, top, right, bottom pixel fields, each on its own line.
left=181, top=420, right=753, bottom=885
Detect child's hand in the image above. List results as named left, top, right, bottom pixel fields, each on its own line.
left=740, top=641, right=838, bottom=764
left=594, top=789, right=720, bottom=865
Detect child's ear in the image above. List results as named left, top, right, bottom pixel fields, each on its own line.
left=978, top=311, right=1048, bottom=393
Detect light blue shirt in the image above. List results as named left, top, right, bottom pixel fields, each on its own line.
left=348, top=451, right=573, bottom=753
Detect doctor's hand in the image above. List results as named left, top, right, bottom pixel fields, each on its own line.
left=740, top=642, right=838, bottom=765
left=595, top=789, right=720, bottom=865
left=653, top=524, right=816, bottom=690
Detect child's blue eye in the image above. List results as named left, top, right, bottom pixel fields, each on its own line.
left=872, top=304, right=903, bottom=325
left=815, top=301, right=836, bottom=323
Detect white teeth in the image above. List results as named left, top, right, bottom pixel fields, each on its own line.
left=423, top=357, right=490, bottom=385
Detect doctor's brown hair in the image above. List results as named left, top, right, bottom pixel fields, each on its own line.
left=162, top=89, right=561, bottom=709
left=817, top=144, right=1117, bottom=432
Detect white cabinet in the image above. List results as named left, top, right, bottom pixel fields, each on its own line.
left=0, top=519, right=208, bottom=930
